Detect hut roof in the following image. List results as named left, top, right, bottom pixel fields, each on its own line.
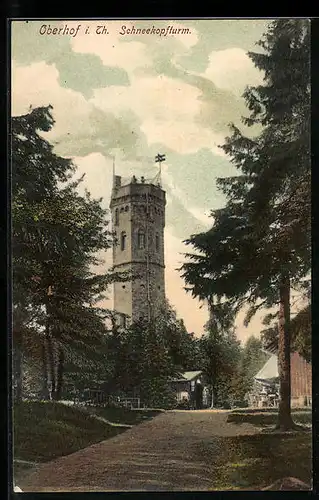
left=254, top=355, right=279, bottom=382
left=172, top=370, right=202, bottom=382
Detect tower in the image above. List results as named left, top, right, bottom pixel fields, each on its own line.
left=110, top=173, right=166, bottom=325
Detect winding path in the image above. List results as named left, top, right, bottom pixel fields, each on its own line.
left=20, top=410, right=259, bottom=492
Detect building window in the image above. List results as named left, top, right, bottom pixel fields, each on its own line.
left=155, top=233, right=160, bottom=252
left=125, top=205, right=129, bottom=212
left=121, top=231, right=127, bottom=251
left=115, top=208, right=119, bottom=226
left=138, top=230, right=145, bottom=249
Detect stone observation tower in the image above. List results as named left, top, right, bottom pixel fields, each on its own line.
left=110, top=159, right=166, bottom=326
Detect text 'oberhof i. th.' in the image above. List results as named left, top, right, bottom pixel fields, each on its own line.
left=39, top=24, right=109, bottom=37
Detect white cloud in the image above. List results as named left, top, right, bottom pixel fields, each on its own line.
left=71, top=21, right=152, bottom=74
left=162, top=165, right=212, bottom=227
left=141, top=119, right=225, bottom=156
left=203, top=47, right=264, bottom=96
left=91, top=74, right=201, bottom=122
left=72, top=153, right=113, bottom=210
left=91, top=74, right=227, bottom=156
left=11, top=61, right=94, bottom=143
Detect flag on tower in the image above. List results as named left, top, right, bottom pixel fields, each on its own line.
left=155, top=153, right=166, bottom=164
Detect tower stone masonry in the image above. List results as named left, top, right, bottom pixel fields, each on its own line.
left=110, top=174, right=166, bottom=325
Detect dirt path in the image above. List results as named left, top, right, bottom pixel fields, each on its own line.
left=20, top=410, right=260, bottom=492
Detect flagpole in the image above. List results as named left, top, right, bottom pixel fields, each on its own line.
left=112, top=155, right=115, bottom=187
left=155, top=153, right=166, bottom=187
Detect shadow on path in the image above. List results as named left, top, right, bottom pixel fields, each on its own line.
left=18, top=410, right=273, bottom=492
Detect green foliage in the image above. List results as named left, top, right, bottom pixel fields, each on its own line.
left=105, top=303, right=200, bottom=408
left=109, top=316, right=179, bottom=407
left=12, top=105, right=119, bottom=400
left=199, top=315, right=242, bottom=407
left=181, top=21, right=310, bottom=422
left=261, top=303, right=311, bottom=362
left=181, top=20, right=310, bottom=428
left=181, top=19, right=310, bottom=322
left=232, top=336, right=270, bottom=402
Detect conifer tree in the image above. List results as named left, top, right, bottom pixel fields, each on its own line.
left=12, top=105, right=120, bottom=400
left=182, top=20, right=310, bottom=429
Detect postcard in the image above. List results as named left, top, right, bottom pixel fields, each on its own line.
left=10, top=18, right=312, bottom=492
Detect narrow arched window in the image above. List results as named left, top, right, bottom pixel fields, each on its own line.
left=138, top=230, right=145, bottom=249
left=149, top=232, right=152, bottom=247
left=115, top=208, right=119, bottom=226
left=155, top=233, right=160, bottom=252
left=121, top=231, right=127, bottom=251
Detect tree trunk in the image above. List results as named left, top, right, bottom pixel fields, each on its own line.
left=40, top=338, right=50, bottom=400
left=210, top=389, right=214, bottom=409
left=54, top=347, right=65, bottom=401
left=47, top=333, right=56, bottom=400
left=14, top=346, right=23, bottom=403
left=277, top=273, right=295, bottom=429
left=13, top=329, right=23, bottom=403
left=211, top=384, right=218, bottom=408
left=45, top=300, right=56, bottom=400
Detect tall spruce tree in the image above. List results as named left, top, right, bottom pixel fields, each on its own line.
left=181, top=20, right=310, bottom=429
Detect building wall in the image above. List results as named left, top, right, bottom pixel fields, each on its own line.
left=290, top=352, right=312, bottom=406
left=110, top=176, right=166, bottom=323
left=113, top=264, right=133, bottom=319
left=249, top=352, right=312, bottom=408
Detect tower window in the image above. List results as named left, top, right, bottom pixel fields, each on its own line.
left=121, top=314, right=127, bottom=328
left=115, top=208, right=119, bottom=226
left=148, top=231, right=153, bottom=248
left=155, top=233, right=160, bottom=252
left=138, top=230, right=145, bottom=249
left=121, top=231, right=127, bottom=251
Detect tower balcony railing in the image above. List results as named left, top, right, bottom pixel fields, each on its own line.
left=114, top=174, right=162, bottom=188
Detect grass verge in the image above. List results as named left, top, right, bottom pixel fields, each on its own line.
left=227, top=410, right=312, bottom=427
left=13, top=401, right=162, bottom=467
left=85, top=406, right=163, bottom=426
left=13, top=401, right=130, bottom=465
left=213, top=432, right=312, bottom=490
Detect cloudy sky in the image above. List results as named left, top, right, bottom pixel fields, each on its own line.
left=12, top=19, right=277, bottom=343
